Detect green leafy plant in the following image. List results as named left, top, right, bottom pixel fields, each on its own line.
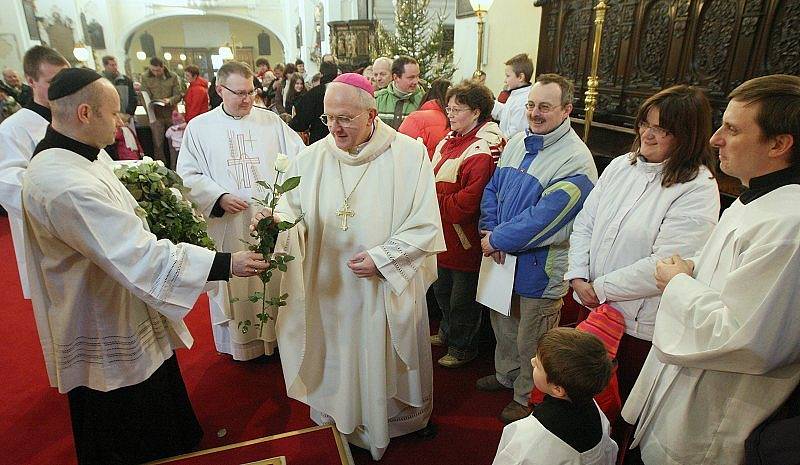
left=115, top=157, right=215, bottom=250
left=238, top=154, right=302, bottom=337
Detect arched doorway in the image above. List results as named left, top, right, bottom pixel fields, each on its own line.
left=123, top=14, right=286, bottom=81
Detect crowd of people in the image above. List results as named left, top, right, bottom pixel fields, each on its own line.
left=0, top=43, right=798, bottom=465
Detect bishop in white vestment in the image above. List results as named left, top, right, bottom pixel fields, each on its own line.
left=622, top=76, right=800, bottom=465
left=178, top=62, right=305, bottom=360
left=0, top=46, right=69, bottom=298
left=270, top=76, right=445, bottom=460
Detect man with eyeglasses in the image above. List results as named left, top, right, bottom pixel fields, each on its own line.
left=254, top=73, right=445, bottom=460
left=478, top=73, right=598, bottom=423
left=288, top=60, right=339, bottom=144
left=177, top=61, right=305, bottom=362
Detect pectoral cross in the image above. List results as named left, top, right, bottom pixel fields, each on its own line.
left=336, top=201, right=355, bottom=231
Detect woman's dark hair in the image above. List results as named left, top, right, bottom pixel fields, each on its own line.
left=445, top=80, right=495, bottom=122
left=285, top=73, right=306, bottom=107
left=421, top=79, right=451, bottom=113
left=284, top=63, right=297, bottom=76
left=631, top=85, right=716, bottom=187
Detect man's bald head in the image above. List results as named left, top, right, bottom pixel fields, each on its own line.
left=327, top=81, right=377, bottom=111
left=372, top=57, right=392, bottom=90
left=51, top=79, right=121, bottom=148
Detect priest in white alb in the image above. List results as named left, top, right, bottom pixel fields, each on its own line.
left=255, top=73, right=445, bottom=460
left=622, top=75, right=800, bottom=465
left=23, top=68, right=268, bottom=465
left=178, top=61, right=305, bottom=360
left=0, top=45, right=69, bottom=298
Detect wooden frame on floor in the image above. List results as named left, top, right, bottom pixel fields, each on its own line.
left=146, top=424, right=351, bottom=465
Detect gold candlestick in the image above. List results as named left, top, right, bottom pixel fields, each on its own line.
left=476, top=9, right=487, bottom=72
left=583, top=0, right=607, bottom=143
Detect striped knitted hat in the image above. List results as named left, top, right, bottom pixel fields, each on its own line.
left=577, top=303, right=626, bottom=359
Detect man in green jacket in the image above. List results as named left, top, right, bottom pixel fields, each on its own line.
left=375, top=55, right=424, bottom=129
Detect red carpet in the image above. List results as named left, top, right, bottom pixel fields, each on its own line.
left=0, top=216, right=511, bottom=464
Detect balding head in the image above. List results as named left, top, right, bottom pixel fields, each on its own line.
left=326, top=82, right=376, bottom=112
left=3, top=68, right=20, bottom=87
left=324, top=82, right=378, bottom=151
left=372, top=57, right=392, bottom=90
left=51, top=79, right=121, bottom=148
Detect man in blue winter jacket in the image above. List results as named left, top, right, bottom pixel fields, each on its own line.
left=477, top=73, right=598, bottom=423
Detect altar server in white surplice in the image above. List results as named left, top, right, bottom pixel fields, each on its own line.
left=23, top=68, right=268, bottom=465
left=178, top=61, right=305, bottom=361
left=622, top=75, right=800, bottom=465
left=256, top=74, right=445, bottom=460
left=0, top=46, right=68, bottom=299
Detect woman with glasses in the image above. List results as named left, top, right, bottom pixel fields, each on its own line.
left=565, top=85, right=721, bottom=403
left=430, top=81, right=506, bottom=368
left=398, top=79, right=451, bottom=159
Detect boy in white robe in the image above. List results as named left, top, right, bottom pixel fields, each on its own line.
left=254, top=74, right=446, bottom=460
left=622, top=74, right=800, bottom=465
left=0, top=46, right=69, bottom=298
left=178, top=61, right=305, bottom=361
left=23, top=68, right=268, bottom=465
left=494, top=327, right=618, bottom=465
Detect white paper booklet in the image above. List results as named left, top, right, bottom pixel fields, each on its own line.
left=476, top=253, right=516, bottom=316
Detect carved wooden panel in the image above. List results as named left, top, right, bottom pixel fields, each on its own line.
left=536, top=0, right=799, bottom=200
left=535, top=0, right=800, bottom=128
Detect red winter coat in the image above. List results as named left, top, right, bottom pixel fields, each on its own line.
left=184, top=76, right=209, bottom=123
left=398, top=100, right=449, bottom=159
left=432, top=120, right=505, bottom=272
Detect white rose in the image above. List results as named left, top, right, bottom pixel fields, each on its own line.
left=169, top=187, right=183, bottom=200
left=274, top=153, right=290, bottom=173
left=142, top=156, right=154, bottom=164
left=156, top=160, right=165, bottom=167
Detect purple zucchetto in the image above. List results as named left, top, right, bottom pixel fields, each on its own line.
left=332, top=72, right=375, bottom=97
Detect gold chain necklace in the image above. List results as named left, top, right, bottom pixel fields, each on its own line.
left=335, top=160, right=371, bottom=231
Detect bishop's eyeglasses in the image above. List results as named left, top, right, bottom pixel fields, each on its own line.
left=319, top=111, right=368, bottom=128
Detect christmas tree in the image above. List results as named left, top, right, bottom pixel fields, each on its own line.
left=377, top=0, right=456, bottom=85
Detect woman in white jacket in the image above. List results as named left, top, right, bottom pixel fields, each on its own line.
left=565, top=85, right=720, bottom=403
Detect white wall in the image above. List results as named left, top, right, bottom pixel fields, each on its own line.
left=0, top=0, right=34, bottom=75
left=452, top=0, right=542, bottom=93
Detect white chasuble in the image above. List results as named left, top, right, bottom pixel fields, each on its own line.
left=0, top=108, right=49, bottom=299
left=274, top=119, right=446, bottom=460
left=23, top=149, right=216, bottom=393
left=178, top=105, right=305, bottom=360
left=493, top=402, right=618, bottom=465
left=622, top=186, right=800, bottom=465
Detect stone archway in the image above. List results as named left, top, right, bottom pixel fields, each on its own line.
left=120, top=12, right=290, bottom=79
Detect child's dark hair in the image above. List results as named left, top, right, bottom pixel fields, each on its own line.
left=537, top=327, right=612, bottom=403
